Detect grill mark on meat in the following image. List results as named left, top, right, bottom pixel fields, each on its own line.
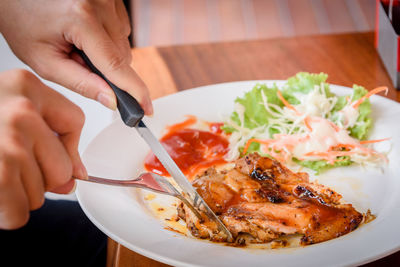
left=256, top=188, right=285, bottom=203
left=250, top=167, right=275, bottom=181
left=294, top=185, right=326, bottom=205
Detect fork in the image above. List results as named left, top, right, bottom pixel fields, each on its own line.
left=74, top=173, right=203, bottom=220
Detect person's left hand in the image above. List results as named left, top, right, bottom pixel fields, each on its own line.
left=0, top=69, right=86, bottom=229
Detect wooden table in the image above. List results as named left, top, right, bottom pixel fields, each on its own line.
left=106, top=32, right=400, bottom=267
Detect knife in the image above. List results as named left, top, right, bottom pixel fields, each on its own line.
left=76, top=49, right=233, bottom=241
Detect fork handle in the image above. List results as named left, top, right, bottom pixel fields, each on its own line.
left=74, top=174, right=167, bottom=194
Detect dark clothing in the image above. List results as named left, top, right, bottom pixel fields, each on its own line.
left=0, top=199, right=107, bottom=267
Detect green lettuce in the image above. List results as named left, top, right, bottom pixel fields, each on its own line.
left=223, top=72, right=373, bottom=174
left=293, top=157, right=353, bottom=175
left=285, top=72, right=329, bottom=94
left=221, top=83, right=283, bottom=136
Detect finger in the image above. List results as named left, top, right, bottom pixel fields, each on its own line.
left=25, top=78, right=87, bottom=181
left=73, top=14, right=153, bottom=115
left=11, top=103, right=74, bottom=192
left=98, top=0, right=131, bottom=61
left=3, top=131, right=45, bottom=210
left=115, top=0, right=131, bottom=37
left=0, top=159, right=29, bottom=230
left=19, top=147, right=45, bottom=211
left=51, top=179, right=76, bottom=195
left=33, top=119, right=73, bottom=192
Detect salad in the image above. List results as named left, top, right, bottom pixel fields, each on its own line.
left=222, top=72, right=389, bottom=173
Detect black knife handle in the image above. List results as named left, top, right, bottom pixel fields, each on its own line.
left=76, top=49, right=144, bottom=127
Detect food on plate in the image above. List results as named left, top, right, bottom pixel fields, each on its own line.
left=143, top=73, right=384, bottom=246
left=222, top=72, right=389, bottom=173
left=178, top=153, right=368, bottom=245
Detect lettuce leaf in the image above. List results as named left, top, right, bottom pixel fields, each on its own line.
left=293, top=157, right=353, bottom=174
left=285, top=72, right=327, bottom=93
left=224, top=83, right=283, bottom=132
left=284, top=72, right=333, bottom=97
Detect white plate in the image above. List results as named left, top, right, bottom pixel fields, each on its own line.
left=76, top=81, right=400, bottom=267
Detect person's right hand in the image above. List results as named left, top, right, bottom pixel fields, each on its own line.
left=0, top=0, right=153, bottom=114
left=0, top=69, right=86, bottom=230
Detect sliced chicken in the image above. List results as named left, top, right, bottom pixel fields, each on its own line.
left=178, top=153, right=365, bottom=245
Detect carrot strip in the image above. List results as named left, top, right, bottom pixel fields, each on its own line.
left=352, top=86, right=388, bottom=109
left=304, top=151, right=355, bottom=157
left=304, top=116, right=313, bottom=131
left=243, top=138, right=271, bottom=154
left=328, top=120, right=340, bottom=132
left=277, top=90, right=300, bottom=115
left=359, top=138, right=390, bottom=144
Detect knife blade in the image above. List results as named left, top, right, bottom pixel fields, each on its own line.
left=77, top=49, right=233, bottom=241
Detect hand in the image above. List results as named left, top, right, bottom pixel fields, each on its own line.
left=0, top=69, right=86, bottom=229
left=0, top=0, right=153, bottom=114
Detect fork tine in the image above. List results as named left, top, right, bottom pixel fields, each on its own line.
left=150, top=173, right=205, bottom=221
left=75, top=173, right=206, bottom=222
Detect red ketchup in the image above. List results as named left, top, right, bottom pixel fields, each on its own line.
left=144, top=116, right=229, bottom=179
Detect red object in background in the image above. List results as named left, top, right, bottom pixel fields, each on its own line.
left=381, top=0, right=400, bottom=34
left=376, top=0, right=400, bottom=87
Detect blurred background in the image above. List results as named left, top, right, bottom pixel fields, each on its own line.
left=130, top=0, right=376, bottom=47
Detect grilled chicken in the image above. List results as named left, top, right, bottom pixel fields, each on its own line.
left=178, top=153, right=365, bottom=245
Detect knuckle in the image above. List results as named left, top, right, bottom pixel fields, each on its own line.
left=71, top=0, right=94, bottom=21
left=8, top=69, right=35, bottom=88
left=123, top=23, right=131, bottom=36
left=14, top=97, right=36, bottom=112
left=30, top=196, right=45, bottom=211
left=119, top=18, right=131, bottom=37
left=0, top=145, right=28, bottom=170
left=75, top=106, right=86, bottom=128
left=6, top=97, right=37, bottom=127
left=67, top=102, right=86, bottom=129
left=72, top=78, right=90, bottom=97
left=44, top=160, right=73, bottom=191
left=107, top=54, right=127, bottom=72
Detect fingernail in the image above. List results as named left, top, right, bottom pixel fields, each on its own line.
left=97, top=92, right=117, bottom=110
left=76, top=161, right=88, bottom=180
left=147, top=107, right=154, bottom=117
left=52, top=179, right=76, bottom=194
left=146, top=101, right=154, bottom=116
